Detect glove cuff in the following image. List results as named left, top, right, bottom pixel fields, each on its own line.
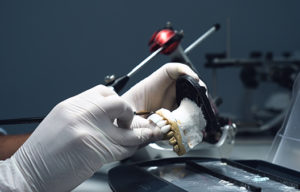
left=0, top=157, right=33, bottom=191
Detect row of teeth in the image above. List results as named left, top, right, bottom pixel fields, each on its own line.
left=148, top=113, right=180, bottom=153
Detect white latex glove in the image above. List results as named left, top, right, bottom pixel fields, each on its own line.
left=0, top=85, right=153, bottom=192
left=122, top=63, right=206, bottom=140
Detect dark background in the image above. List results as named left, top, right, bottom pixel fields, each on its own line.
left=1, top=0, right=299, bottom=134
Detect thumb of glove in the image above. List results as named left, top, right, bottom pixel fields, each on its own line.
left=110, top=127, right=153, bottom=147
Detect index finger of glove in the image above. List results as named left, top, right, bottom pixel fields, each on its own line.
left=114, top=127, right=153, bottom=146
left=101, top=95, right=134, bottom=128
left=77, top=85, right=117, bottom=99
left=90, top=85, right=117, bottom=97
left=131, top=116, right=163, bottom=141
left=165, top=63, right=199, bottom=81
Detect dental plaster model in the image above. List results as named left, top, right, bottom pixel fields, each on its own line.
left=148, top=98, right=206, bottom=156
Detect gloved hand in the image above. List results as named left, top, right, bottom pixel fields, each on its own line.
left=0, top=85, right=153, bottom=192
left=122, top=63, right=206, bottom=140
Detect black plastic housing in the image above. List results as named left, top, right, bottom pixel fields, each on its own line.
left=175, top=75, right=221, bottom=144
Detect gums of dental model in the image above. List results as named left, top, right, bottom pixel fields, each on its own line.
left=148, top=98, right=206, bottom=156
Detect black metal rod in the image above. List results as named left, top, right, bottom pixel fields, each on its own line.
left=0, top=117, right=44, bottom=125
left=185, top=160, right=261, bottom=192
left=221, top=159, right=300, bottom=189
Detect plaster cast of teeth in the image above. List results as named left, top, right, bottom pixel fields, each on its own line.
left=156, top=120, right=167, bottom=127
left=148, top=114, right=163, bottom=124
left=161, top=125, right=171, bottom=134
left=166, top=131, right=174, bottom=138
left=148, top=98, right=206, bottom=156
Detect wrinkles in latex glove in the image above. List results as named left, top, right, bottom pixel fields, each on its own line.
left=0, top=85, right=153, bottom=192
left=122, top=63, right=206, bottom=141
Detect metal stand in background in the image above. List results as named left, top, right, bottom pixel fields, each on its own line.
left=205, top=51, right=300, bottom=133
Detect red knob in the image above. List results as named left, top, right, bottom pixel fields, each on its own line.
left=149, top=29, right=181, bottom=55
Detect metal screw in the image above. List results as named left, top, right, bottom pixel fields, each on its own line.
left=104, top=74, right=116, bottom=83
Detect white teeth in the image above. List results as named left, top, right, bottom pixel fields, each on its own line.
left=161, top=125, right=171, bottom=134
left=147, top=114, right=163, bottom=124
left=157, top=120, right=167, bottom=127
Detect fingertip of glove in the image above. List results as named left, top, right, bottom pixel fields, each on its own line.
left=152, top=126, right=164, bottom=141
left=133, top=128, right=153, bottom=144
left=180, top=65, right=199, bottom=81
left=142, top=128, right=153, bottom=139
left=165, top=63, right=199, bottom=81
